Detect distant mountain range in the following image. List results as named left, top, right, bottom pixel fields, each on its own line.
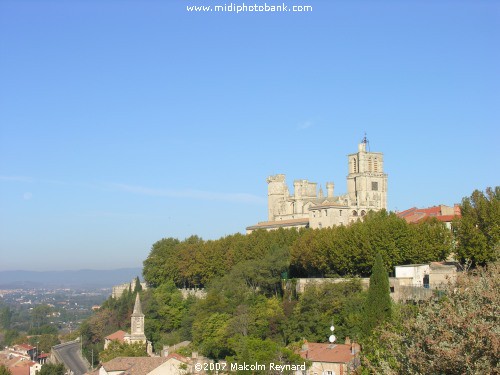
left=0, top=268, right=143, bottom=289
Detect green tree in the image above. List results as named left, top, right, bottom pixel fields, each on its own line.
left=454, top=186, right=500, bottom=266
left=362, top=262, right=500, bottom=374
left=38, top=363, right=65, bottom=375
left=143, top=237, right=181, bottom=287
left=99, top=341, right=147, bottom=363
left=362, top=253, right=392, bottom=338
left=0, top=306, right=12, bottom=330
left=133, top=276, right=143, bottom=293
left=31, top=305, right=52, bottom=329
left=0, top=365, right=12, bottom=375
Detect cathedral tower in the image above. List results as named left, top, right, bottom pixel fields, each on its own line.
left=346, top=136, right=388, bottom=217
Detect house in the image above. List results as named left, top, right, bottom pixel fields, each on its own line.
left=397, top=204, right=461, bottom=229
left=87, top=354, right=193, bottom=375
left=104, top=294, right=151, bottom=355
left=297, top=340, right=360, bottom=375
left=104, top=331, right=128, bottom=350
left=12, top=344, right=36, bottom=360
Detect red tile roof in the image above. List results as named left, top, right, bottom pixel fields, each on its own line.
left=100, top=357, right=169, bottom=375
left=299, top=342, right=358, bottom=364
left=397, top=205, right=461, bottom=224
left=165, top=353, right=189, bottom=363
left=9, top=367, right=30, bottom=375
left=105, top=330, right=127, bottom=342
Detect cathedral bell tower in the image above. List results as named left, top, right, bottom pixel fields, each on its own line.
left=346, top=135, right=388, bottom=215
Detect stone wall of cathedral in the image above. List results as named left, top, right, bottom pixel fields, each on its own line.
left=264, top=141, right=387, bottom=230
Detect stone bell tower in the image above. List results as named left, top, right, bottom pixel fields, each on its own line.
left=346, top=135, right=388, bottom=216
left=130, top=294, right=147, bottom=344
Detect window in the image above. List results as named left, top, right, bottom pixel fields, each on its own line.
left=374, top=158, right=379, bottom=172
left=339, top=210, right=342, bottom=216
left=361, top=210, right=366, bottom=216
left=372, top=181, right=378, bottom=191
left=353, top=158, right=357, bottom=173
left=352, top=210, right=358, bottom=216
left=324, top=210, right=328, bottom=216
left=368, top=158, right=372, bottom=172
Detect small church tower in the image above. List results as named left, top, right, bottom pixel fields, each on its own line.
left=129, top=294, right=147, bottom=344
left=346, top=135, right=388, bottom=219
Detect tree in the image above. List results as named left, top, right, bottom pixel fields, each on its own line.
left=99, top=341, right=147, bottom=363
left=0, top=306, right=12, bottom=330
left=362, top=262, right=500, bottom=374
left=0, top=365, right=12, bottom=375
left=38, top=363, right=65, bottom=375
left=31, top=305, right=52, bottom=329
left=133, top=276, right=143, bottom=293
left=362, top=253, right=392, bottom=338
left=143, top=237, right=181, bottom=287
left=454, top=186, right=500, bottom=266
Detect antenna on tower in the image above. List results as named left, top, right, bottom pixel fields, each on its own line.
left=361, top=132, right=370, bottom=151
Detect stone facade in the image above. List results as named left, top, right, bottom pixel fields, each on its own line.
left=125, top=294, right=147, bottom=345
left=112, top=278, right=148, bottom=299
left=247, top=139, right=388, bottom=232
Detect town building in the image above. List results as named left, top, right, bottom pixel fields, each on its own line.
left=397, top=204, right=461, bottom=229
left=294, top=261, right=458, bottom=302
left=104, top=294, right=152, bottom=355
left=87, top=352, right=218, bottom=375
left=297, top=340, right=360, bottom=375
left=247, top=137, right=388, bottom=232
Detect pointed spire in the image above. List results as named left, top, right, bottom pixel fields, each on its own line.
left=132, top=293, right=144, bottom=316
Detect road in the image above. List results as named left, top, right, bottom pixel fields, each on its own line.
left=53, top=341, right=89, bottom=375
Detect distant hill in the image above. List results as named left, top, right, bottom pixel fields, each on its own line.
left=0, top=268, right=143, bottom=289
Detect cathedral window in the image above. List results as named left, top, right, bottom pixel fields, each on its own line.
left=352, top=210, right=358, bottom=216
left=339, top=210, right=342, bottom=216
left=368, top=158, right=372, bottom=172
left=374, top=158, right=379, bottom=172
left=353, top=158, right=357, bottom=173
left=361, top=210, right=366, bottom=216
left=324, top=210, right=328, bottom=216
left=372, top=182, right=378, bottom=191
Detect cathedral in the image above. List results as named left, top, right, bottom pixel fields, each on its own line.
left=246, top=138, right=388, bottom=232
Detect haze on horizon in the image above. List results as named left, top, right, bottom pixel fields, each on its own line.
left=0, top=1, right=498, bottom=272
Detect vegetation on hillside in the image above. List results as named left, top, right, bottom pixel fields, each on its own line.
left=74, top=186, right=499, bottom=373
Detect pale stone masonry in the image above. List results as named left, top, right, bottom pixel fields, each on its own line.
left=247, top=138, right=388, bottom=232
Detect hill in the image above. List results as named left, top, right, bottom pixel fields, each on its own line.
left=0, top=268, right=143, bottom=289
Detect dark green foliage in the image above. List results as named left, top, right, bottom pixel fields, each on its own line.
left=133, top=276, right=142, bottom=293
left=38, top=363, right=65, bottom=375
left=362, top=263, right=500, bottom=374
left=290, top=210, right=451, bottom=278
left=30, top=305, right=52, bottom=329
left=454, top=186, right=499, bottom=266
left=0, top=365, right=12, bottom=375
left=362, top=253, right=392, bottom=338
left=99, top=341, right=147, bottom=363
left=2, top=330, right=20, bottom=346
left=0, top=307, right=12, bottom=330
left=227, top=336, right=306, bottom=374
left=286, top=280, right=364, bottom=344
left=27, top=334, right=60, bottom=353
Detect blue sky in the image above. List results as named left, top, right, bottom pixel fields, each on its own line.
left=0, top=0, right=498, bottom=271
